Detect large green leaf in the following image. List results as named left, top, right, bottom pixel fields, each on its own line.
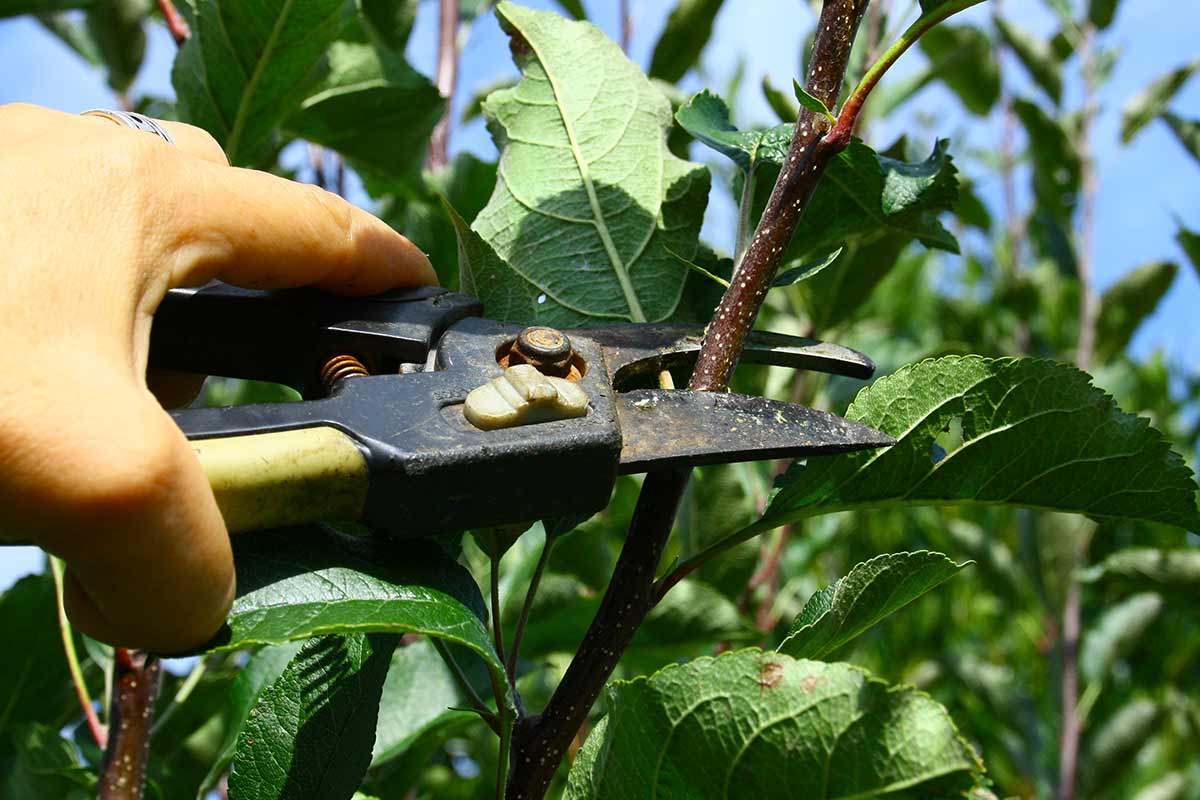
left=648, top=0, right=725, bottom=83
left=286, top=41, right=443, bottom=184
left=1095, top=261, right=1178, bottom=360
left=1080, top=592, right=1163, bottom=684
left=1162, top=112, right=1200, bottom=166
left=778, top=551, right=969, bottom=660
left=36, top=12, right=101, bottom=65
left=748, top=357, right=1200, bottom=538
left=171, top=0, right=350, bottom=165
left=356, top=0, right=418, bottom=49
left=1178, top=224, right=1200, bottom=279
left=565, top=650, right=982, bottom=799
left=196, top=642, right=305, bottom=799
left=228, top=633, right=397, bottom=800
left=675, top=90, right=792, bottom=173
left=0, top=575, right=81, bottom=737
left=1081, top=548, right=1200, bottom=591
left=0, top=724, right=94, bottom=800
left=469, top=2, right=709, bottom=324
left=995, top=16, right=1062, bottom=104
left=370, top=639, right=473, bottom=766
left=918, top=24, right=1000, bottom=116
left=216, top=527, right=500, bottom=673
left=1120, top=59, right=1200, bottom=144
left=1014, top=98, right=1081, bottom=228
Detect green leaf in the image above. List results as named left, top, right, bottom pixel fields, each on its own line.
left=1133, top=773, right=1194, bottom=800
left=172, top=0, right=350, bottom=165
left=675, top=90, right=794, bottom=173
left=85, top=0, right=147, bottom=93
left=470, top=3, right=709, bottom=324
left=371, top=639, right=474, bottom=766
left=647, top=0, right=724, bottom=83
left=1080, top=699, right=1164, bottom=797
left=0, top=0, right=89, bottom=17
left=1014, top=98, right=1081, bottom=227
left=228, top=633, right=397, bottom=800
left=793, top=78, right=836, bottom=123
left=1, top=724, right=94, bottom=800
left=217, top=526, right=500, bottom=674
left=919, top=0, right=951, bottom=11
left=552, top=0, right=585, bottom=19
left=1080, top=548, right=1200, bottom=591
left=1120, top=59, right=1200, bottom=144
left=669, top=248, right=729, bottom=288
left=1178, top=223, right=1200, bottom=279
left=778, top=551, right=970, bottom=660
left=1162, top=112, right=1200, bottom=166
left=792, top=137, right=960, bottom=259
left=286, top=41, right=443, bottom=185
left=919, top=24, right=1000, bottom=116
left=1095, top=261, right=1178, bottom=360
left=771, top=247, right=843, bottom=288
left=754, top=357, right=1200, bottom=534
left=1080, top=592, right=1163, bottom=684
left=1088, top=0, right=1119, bottom=29
left=36, top=12, right=101, bottom=65
left=994, top=17, right=1063, bottom=104
left=357, top=0, right=418, bottom=49
left=565, top=650, right=981, bottom=799
left=196, top=642, right=305, bottom=799
left=0, top=575, right=81, bottom=737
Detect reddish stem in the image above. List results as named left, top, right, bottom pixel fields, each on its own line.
left=156, top=0, right=190, bottom=45
left=426, top=0, right=460, bottom=170
left=99, top=648, right=162, bottom=800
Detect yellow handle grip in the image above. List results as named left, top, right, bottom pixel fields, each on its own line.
left=192, top=427, right=369, bottom=533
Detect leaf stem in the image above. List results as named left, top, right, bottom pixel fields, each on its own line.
left=426, top=0, right=461, bottom=170
left=50, top=557, right=107, bottom=750
left=430, top=638, right=501, bottom=734
left=156, top=0, right=190, bottom=46
left=506, top=533, right=555, bottom=678
left=826, top=0, right=989, bottom=150
left=149, top=656, right=209, bottom=737
left=488, top=537, right=506, bottom=663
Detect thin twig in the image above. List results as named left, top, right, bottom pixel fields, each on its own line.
left=489, top=538, right=506, bottom=664
left=156, top=0, right=190, bottom=45
left=99, top=648, right=161, bottom=800
left=620, top=0, right=633, bottom=54
left=50, top=557, right=107, bottom=750
left=430, top=638, right=502, bottom=734
left=506, top=534, right=555, bottom=678
left=426, top=0, right=461, bottom=170
left=1058, top=23, right=1100, bottom=800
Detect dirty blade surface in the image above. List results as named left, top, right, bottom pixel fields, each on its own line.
left=615, top=390, right=895, bottom=473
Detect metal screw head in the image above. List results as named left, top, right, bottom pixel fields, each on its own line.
left=514, top=326, right=573, bottom=368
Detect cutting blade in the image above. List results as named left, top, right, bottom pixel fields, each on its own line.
left=615, top=390, right=894, bottom=473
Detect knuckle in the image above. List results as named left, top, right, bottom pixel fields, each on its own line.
left=181, top=122, right=229, bottom=165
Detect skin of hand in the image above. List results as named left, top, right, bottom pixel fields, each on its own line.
left=0, top=103, right=437, bottom=653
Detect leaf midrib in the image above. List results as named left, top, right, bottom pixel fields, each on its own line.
left=522, top=38, right=648, bottom=322
left=225, top=0, right=297, bottom=162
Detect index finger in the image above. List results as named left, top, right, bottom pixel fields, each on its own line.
left=166, top=158, right=437, bottom=296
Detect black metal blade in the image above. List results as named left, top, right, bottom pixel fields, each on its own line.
left=581, top=324, right=876, bottom=385
left=616, top=390, right=895, bottom=473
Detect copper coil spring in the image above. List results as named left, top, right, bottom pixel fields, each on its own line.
left=319, top=354, right=369, bottom=394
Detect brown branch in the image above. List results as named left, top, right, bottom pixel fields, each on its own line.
left=98, top=648, right=162, bottom=800
left=425, top=0, right=461, bottom=170
left=1059, top=23, right=1100, bottom=800
left=156, top=0, right=190, bottom=46
left=503, top=4, right=871, bottom=798
left=620, top=0, right=632, bottom=54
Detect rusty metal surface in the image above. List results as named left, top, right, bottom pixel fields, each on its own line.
left=583, top=324, right=876, bottom=385
left=615, top=389, right=894, bottom=473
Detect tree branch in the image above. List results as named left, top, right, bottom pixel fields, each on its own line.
left=504, top=4, right=872, bottom=798
left=426, top=0, right=461, bottom=170
left=98, top=648, right=161, bottom=800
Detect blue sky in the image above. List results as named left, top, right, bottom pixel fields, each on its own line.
left=1, top=0, right=1197, bottom=589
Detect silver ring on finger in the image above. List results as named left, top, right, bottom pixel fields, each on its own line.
left=81, top=109, right=176, bottom=146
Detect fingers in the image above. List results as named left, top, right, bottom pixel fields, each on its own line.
left=164, top=160, right=437, bottom=296
left=5, top=362, right=235, bottom=652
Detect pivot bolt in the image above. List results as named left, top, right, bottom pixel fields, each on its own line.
left=513, top=326, right=573, bottom=370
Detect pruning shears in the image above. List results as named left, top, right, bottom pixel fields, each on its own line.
left=148, top=283, right=895, bottom=538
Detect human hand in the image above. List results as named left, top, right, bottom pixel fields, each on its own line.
left=0, top=103, right=437, bottom=652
